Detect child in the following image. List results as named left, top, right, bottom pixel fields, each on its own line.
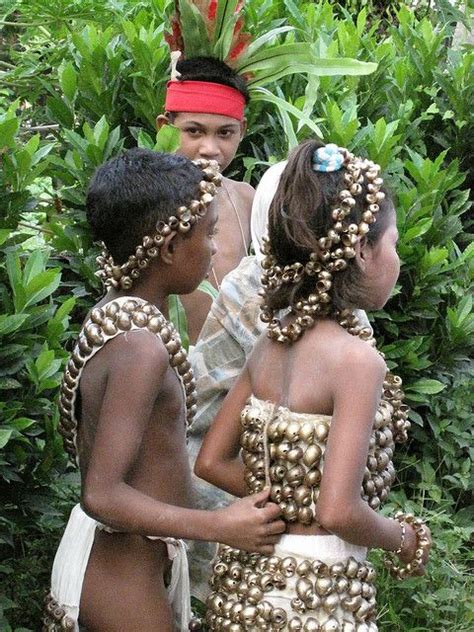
left=43, top=148, right=284, bottom=632
left=157, top=56, right=255, bottom=343
left=196, top=140, right=432, bottom=630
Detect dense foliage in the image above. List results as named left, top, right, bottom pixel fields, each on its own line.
left=0, top=1, right=472, bottom=630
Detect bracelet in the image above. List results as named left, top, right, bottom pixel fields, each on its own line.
left=384, top=512, right=430, bottom=580
left=393, top=519, right=406, bottom=555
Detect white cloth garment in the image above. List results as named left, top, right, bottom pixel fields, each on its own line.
left=265, top=534, right=377, bottom=631
left=50, top=504, right=192, bottom=631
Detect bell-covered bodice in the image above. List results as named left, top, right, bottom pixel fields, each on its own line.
left=240, top=396, right=397, bottom=525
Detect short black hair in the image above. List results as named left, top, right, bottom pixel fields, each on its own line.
left=174, top=56, right=249, bottom=104
left=86, top=148, right=203, bottom=263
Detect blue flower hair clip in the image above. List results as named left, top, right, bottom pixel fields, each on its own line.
left=312, top=143, right=344, bottom=172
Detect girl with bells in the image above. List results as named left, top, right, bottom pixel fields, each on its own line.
left=196, top=140, right=432, bottom=631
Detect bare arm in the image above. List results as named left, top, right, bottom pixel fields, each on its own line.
left=195, top=366, right=253, bottom=498
left=315, top=341, right=421, bottom=565
left=81, top=331, right=283, bottom=553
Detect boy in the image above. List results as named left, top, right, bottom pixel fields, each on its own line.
left=157, top=57, right=255, bottom=343
left=44, top=149, right=284, bottom=631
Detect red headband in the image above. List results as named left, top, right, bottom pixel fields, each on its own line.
left=165, top=80, right=246, bottom=121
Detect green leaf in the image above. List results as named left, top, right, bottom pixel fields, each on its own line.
left=251, top=88, right=322, bottom=138
left=0, top=229, right=12, bottom=245
left=0, top=117, right=19, bottom=150
left=167, top=294, right=189, bottom=351
left=0, top=314, right=29, bottom=336
left=23, top=250, right=46, bottom=286
left=407, top=379, right=447, bottom=395
left=59, top=61, right=78, bottom=102
left=243, top=26, right=295, bottom=60
left=22, top=269, right=61, bottom=310
left=154, top=125, right=181, bottom=153
left=198, top=280, right=218, bottom=300
left=0, top=429, right=14, bottom=449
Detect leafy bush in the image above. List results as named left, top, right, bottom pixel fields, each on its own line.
left=0, top=1, right=472, bottom=629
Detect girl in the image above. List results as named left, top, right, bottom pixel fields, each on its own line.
left=195, top=140, right=431, bottom=631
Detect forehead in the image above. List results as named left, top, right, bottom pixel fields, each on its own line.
left=173, top=112, right=241, bottom=129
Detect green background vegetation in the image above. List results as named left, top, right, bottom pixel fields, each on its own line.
left=0, top=1, right=472, bottom=630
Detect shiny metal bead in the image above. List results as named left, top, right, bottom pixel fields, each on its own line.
left=293, top=485, right=312, bottom=506
left=271, top=608, right=287, bottom=627
left=247, top=586, right=263, bottom=604
left=285, top=421, right=302, bottom=442
left=287, top=465, right=305, bottom=486
left=304, top=618, right=321, bottom=632
left=288, top=446, right=304, bottom=463
left=296, top=560, right=313, bottom=577
left=336, top=577, right=349, bottom=593
left=345, top=558, right=360, bottom=579
left=259, top=572, right=275, bottom=592
left=304, top=469, right=322, bottom=487
left=281, top=557, right=297, bottom=577
left=288, top=616, right=304, bottom=631
left=240, top=605, right=257, bottom=625
left=348, top=580, right=362, bottom=596
left=298, top=507, right=314, bottom=525
left=315, top=576, right=333, bottom=596
left=321, top=617, right=340, bottom=631
left=305, top=593, right=322, bottom=610
left=78, top=336, right=93, bottom=355
left=303, top=444, right=322, bottom=467
left=299, top=422, right=315, bottom=442
left=296, top=577, right=313, bottom=601
left=323, top=592, right=340, bottom=613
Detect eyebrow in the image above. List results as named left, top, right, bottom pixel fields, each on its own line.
left=182, top=121, right=240, bottom=131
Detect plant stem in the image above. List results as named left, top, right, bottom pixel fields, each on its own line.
left=17, top=221, right=54, bottom=236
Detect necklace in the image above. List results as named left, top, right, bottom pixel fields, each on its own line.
left=209, top=180, right=250, bottom=292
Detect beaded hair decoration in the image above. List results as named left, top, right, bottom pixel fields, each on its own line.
left=260, top=144, right=385, bottom=344
left=95, top=158, right=222, bottom=290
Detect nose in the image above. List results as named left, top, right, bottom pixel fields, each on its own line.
left=199, top=136, right=220, bottom=160
left=211, top=238, right=218, bottom=257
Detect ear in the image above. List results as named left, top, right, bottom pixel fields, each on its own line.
left=156, top=114, right=169, bottom=131
left=354, top=236, right=372, bottom=272
left=159, top=231, right=179, bottom=265
left=240, top=118, right=247, bottom=139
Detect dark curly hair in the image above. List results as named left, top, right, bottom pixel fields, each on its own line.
left=86, top=148, right=203, bottom=264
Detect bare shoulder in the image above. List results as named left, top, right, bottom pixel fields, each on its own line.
left=223, top=177, right=255, bottom=211
left=101, top=328, right=170, bottom=380
left=309, top=319, right=385, bottom=379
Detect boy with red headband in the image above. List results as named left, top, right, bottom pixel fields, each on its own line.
left=157, top=56, right=255, bottom=343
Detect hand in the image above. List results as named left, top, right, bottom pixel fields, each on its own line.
left=215, top=488, right=286, bottom=555
left=399, top=523, right=432, bottom=576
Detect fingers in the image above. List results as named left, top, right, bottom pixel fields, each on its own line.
left=265, top=519, right=286, bottom=535
left=251, top=487, right=271, bottom=508
left=260, top=501, right=282, bottom=521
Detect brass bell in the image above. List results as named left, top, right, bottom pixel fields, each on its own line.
left=303, top=444, right=322, bottom=468
left=294, top=486, right=312, bottom=506
left=281, top=556, right=297, bottom=577
left=315, top=576, right=333, bottom=596
left=288, top=616, right=304, bottom=631
left=321, top=617, right=340, bottom=631
left=285, top=421, right=302, bottom=442
left=117, top=312, right=133, bottom=331
left=296, top=577, right=313, bottom=601
left=323, top=592, right=340, bottom=613
left=303, top=617, right=320, bottom=632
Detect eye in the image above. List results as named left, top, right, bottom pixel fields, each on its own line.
left=184, top=127, right=202, bottom=136
left=218, top=129, right=235, bottom=138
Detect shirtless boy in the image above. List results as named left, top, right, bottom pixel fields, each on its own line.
left=157, top=56, right=255, bottom=343
left=44, top=149, right=283, bottom=631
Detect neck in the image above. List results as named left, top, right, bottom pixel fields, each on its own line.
left=104, top=277, right=168, bottom=312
